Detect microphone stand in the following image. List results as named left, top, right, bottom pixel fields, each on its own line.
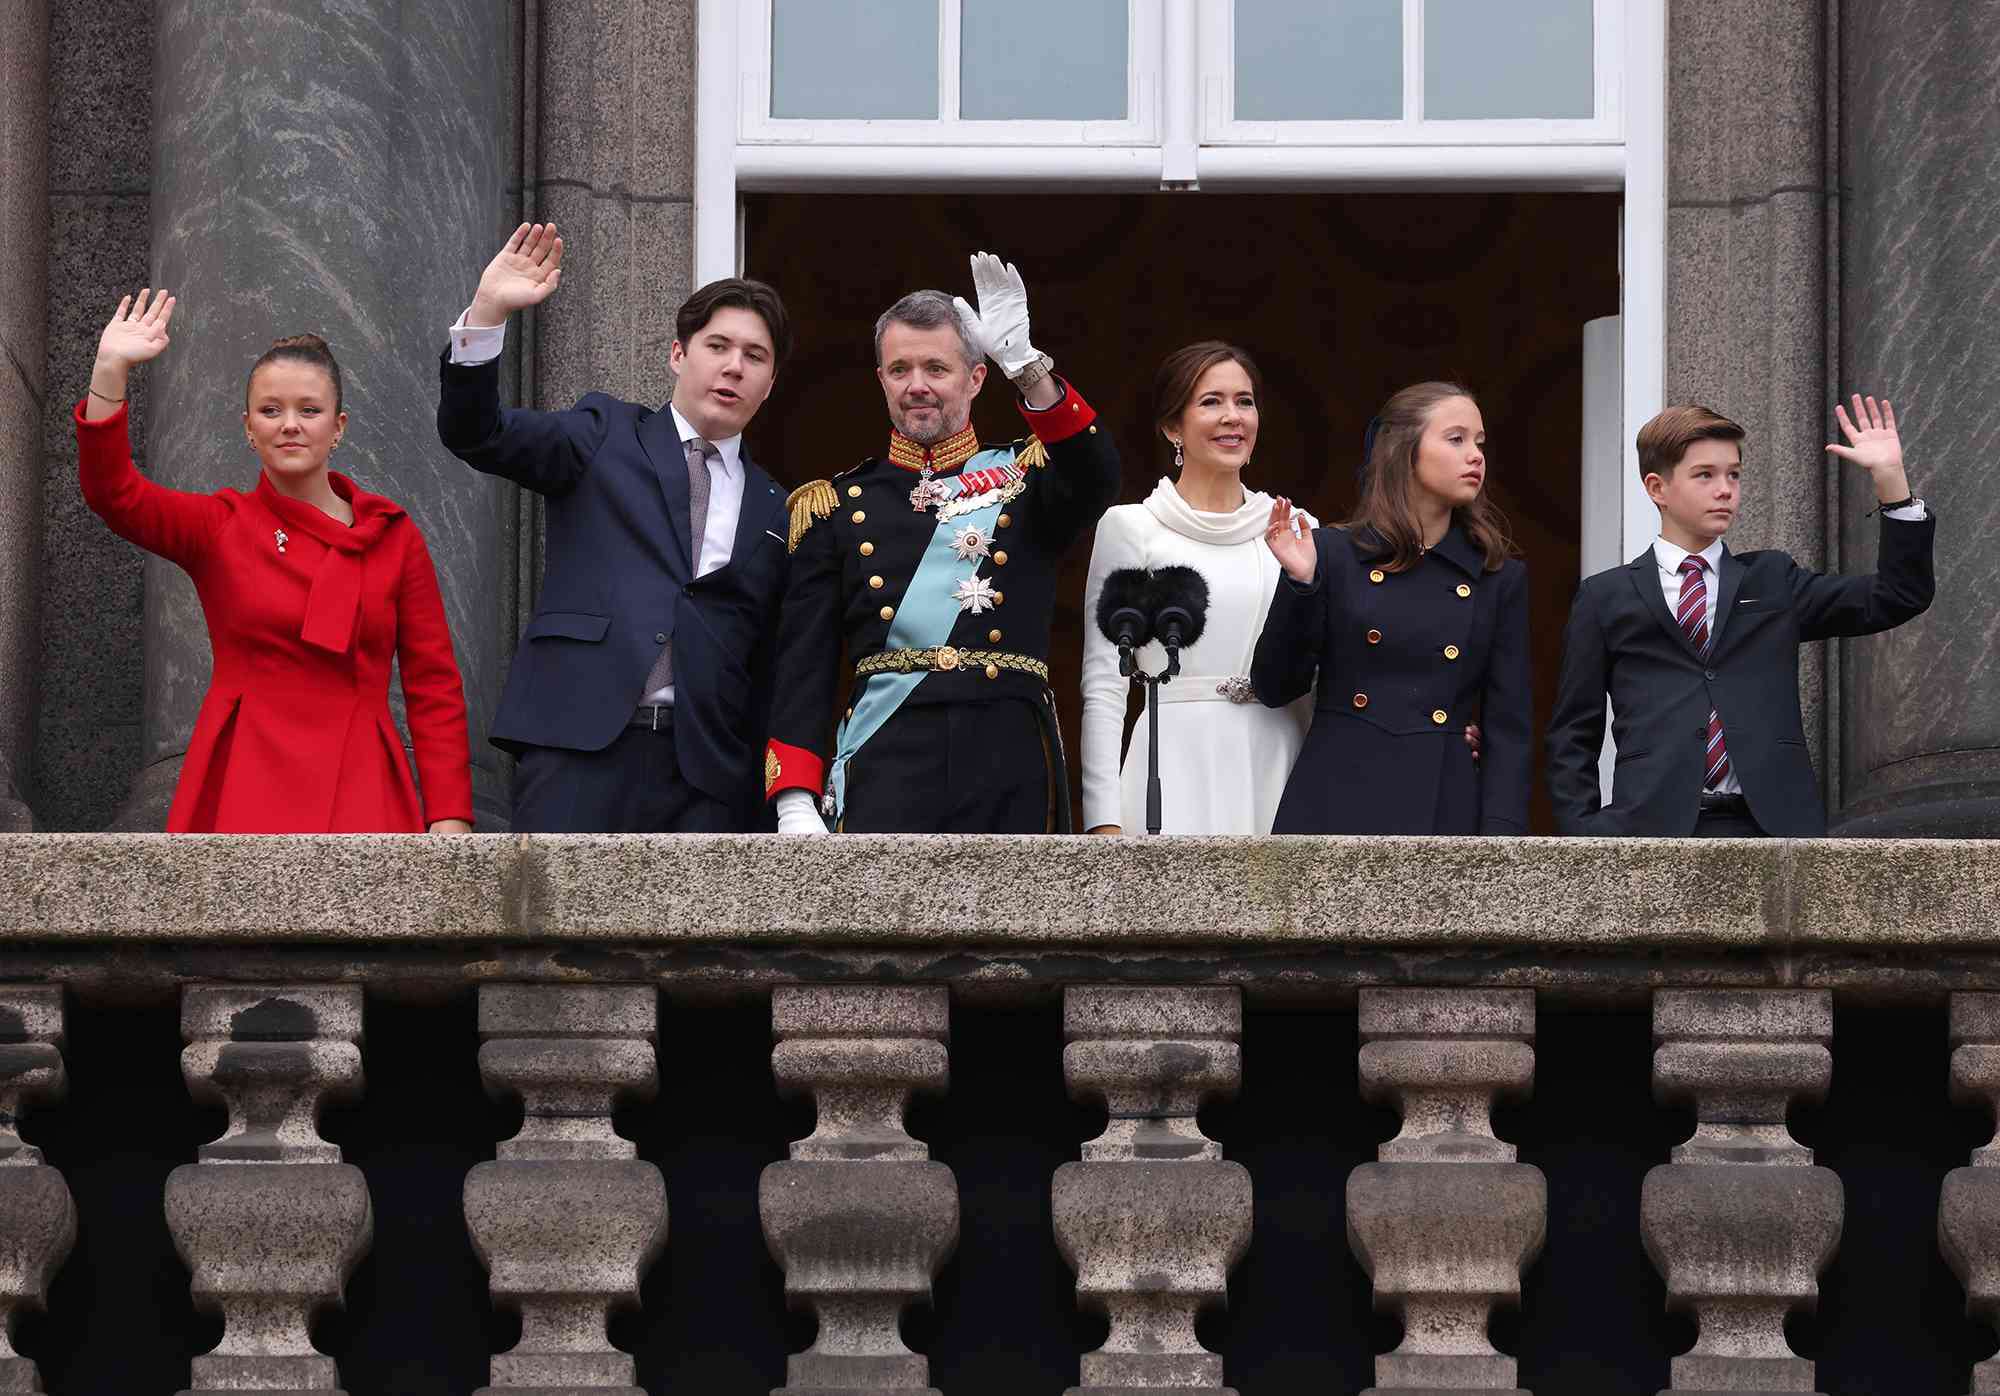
left=1132, top=638, right=1182, bottom=837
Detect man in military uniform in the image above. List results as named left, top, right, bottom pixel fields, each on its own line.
left=765, top=253, right=1120, bottom=833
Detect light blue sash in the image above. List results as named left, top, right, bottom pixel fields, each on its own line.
left=826, top=447, right=1020, bottom=821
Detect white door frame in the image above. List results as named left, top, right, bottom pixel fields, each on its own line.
left=694, top=0, right=1666, bottom=566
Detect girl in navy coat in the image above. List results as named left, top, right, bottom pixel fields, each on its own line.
left=1252, top=381, right=1531, bottom=834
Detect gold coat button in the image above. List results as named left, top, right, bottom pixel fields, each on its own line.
left=1369, top=569, right=1386, bottom=584
left=851, top=510, right=866, bottom=524
left=868, top=575, right=884, bottom=589
left=997, top=513, right=1011, bottom=528
left=993, top=550, right=1009, bottom=566
left=847, top=485, right=862, bottom=498
left=1353, top=692, right=1369, bottom=709
left=1366, top=629, right=1382, bottom=645
left=860, top=541, right=875, bottom=557
left=1444, top=644, right=1460, bottom=660
left=1432, top=709, right=1448, bottom=724
left=993, top=591, right=1004, bottom=605
left=988, top=628, right=1002, bottom=643
left=1456, top=583, right=1471, bottom=598
left=935, top=646, right=960, bottom=671
left=879, top=605, right=894, bottom=621
left=984, top=663, right=1000, bottom=679
left=1087, top=424, right=1098, bottom=434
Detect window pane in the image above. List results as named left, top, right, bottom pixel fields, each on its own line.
left=1425, top=0, right=1593, bottom=119
left=1234, top=0, right=1403, bottom=122
left=771, top=0, right=938, bottom=119
left=960, top=0, right=1127, bottom=120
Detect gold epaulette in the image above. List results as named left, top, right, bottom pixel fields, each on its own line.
left=1014, top=435, right=1049, bottom=470
left=786, top=479, right=838, bottom=552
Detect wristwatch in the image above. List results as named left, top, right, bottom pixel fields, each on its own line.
left=1010, top=351, right=1055, bottom=396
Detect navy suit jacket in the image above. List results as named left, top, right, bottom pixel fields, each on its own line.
left=436, top=351, right=788, bottom=817
left=1546, top=513, right=1935, bottom=836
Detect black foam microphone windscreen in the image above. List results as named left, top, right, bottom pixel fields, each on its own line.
left=1094, top=567, right=1155, bottom=648
left=1149, top=564, right=1210, bottom=650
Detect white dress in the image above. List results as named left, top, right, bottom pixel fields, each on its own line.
left=1080, top=478, right=1313, bottom=834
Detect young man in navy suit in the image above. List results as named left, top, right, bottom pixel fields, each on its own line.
left=1547, top=396, right=1935, bottom=837
left=438, top=223, right=792, bottom=832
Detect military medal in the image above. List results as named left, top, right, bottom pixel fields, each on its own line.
left=950, top=525, right=992, bottom=561
left=909, top=467, right=951, bottom=513
left=954, top=576, right=998, bottom=614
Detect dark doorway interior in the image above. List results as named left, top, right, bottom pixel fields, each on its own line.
left=743, top=192, right=1620, bottom=832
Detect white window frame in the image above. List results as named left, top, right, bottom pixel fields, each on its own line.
left=695, top=0, right=1665, bottom=563
left=738, top=0, right=1163, bottom=147
left=1200, top=0, right=1624, bottom=147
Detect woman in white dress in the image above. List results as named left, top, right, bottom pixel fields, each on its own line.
left=1079, top=342, right=1313, bottom=834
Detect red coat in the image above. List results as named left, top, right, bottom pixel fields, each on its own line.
left=76, top=401, right=474, bottom=832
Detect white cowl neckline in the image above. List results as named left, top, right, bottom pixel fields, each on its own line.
left=1142, top=476, right=1276, bottom=547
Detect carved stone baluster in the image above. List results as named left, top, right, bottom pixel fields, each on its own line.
left=759, top=986, right=958, bottom=1394
left=1642, top=989, right=1842, bottom=1395
left=1940, top=993, right=2000, bottom=1394
left=166, top=986, right=371, bottom=1395
left=1346, top=988, right=1544, bottom=1395
left=1051, top=986, right=1252, bottom=1395
left=0, top=988, right=75, bottom=1395
left=463, top=985, right=664, bottom=1394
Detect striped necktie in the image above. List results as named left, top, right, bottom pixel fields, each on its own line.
left=641, top=437, right=716, bottom=695
left=1676, top=555, right=1731, bottom=789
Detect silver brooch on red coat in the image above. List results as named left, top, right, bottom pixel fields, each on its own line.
left=274, top=529, right=288, bottom=554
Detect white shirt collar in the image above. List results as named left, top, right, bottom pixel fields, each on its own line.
left=1653, top=533, right=1725, bottom=577
left=668, top=404, right=743, bottom=476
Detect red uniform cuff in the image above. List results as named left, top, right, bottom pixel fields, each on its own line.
left=1018, top=379, right=1096, bottom=443
left=765, top=740, right=825, bottom=800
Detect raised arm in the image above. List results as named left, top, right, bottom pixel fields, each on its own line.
left=436, top=223, right=608, bottom=495
left=76, top=289, right=232, bottom=567
left=393, top=523, right=475, bottom=832
left=1794, top=392, right=1937, bottom=638
left=1251, top=498, right=1326, bottom=708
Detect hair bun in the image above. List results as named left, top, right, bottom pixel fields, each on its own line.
left=269, top=332, right=331, bottom=354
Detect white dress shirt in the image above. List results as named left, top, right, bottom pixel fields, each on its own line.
left=449, top=312, right=745, bottom=706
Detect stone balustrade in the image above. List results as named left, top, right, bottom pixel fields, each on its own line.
left=3, top=833, right=2000, bottom=1391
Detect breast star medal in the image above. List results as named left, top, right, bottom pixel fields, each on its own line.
left=953, top=575, right=998, bottom=614
left=950, top=525, right=993, bottom=561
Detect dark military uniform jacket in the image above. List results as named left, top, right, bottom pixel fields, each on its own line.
left=1252, top=523, right=1532, bottom=834
left=764, top=381, right=1119, bottom=816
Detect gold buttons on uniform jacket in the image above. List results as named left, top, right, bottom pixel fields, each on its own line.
left=1432, top=709, right=1448, bottom=725
left=1369, top=569, right=1386, bottom=584
left=879, top=605, right=894, bottom=621
left=992, top=550, right=1009, bottom=566
left=1366, top=629, right=1382, bottom=645
left=1353, top=692, right=1369, bottom=709
left=1456, top=583, right=1472, bottom=598
left=1444, top=644, right=1460, bottom=660
left=852, top=510, right=866, bottom=524
left=985, top=663, right=1000, bottom=679
left=869, top=575, right=884, bottom=589
left=992, top=591, right=1004, bottom=605
left=847, top=485, right=862, bottom=498
left=988, top=629, right=1002, bottom=643
left=860, top=541, right=874, bottom=556
left=997, top=513, right=1012, bottom=528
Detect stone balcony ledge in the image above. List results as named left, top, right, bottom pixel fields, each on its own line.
left=1, top=833, right=1994, bottom=1006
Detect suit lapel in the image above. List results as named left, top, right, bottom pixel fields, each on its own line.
left=1625, top=549, right=1706, bottom=662
left=637, top=404, right=695, bottom=575
left=732, top=452, right=783, bottom=562
left=1708, top=545, right=1746, bottom=654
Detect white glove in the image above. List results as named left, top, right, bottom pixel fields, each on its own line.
left=775, top=788, right=829, bottom=835
left=951, top=251, right=1040, bottom=379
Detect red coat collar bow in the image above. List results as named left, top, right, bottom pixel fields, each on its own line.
left=256, top=471, right=405, bottom=654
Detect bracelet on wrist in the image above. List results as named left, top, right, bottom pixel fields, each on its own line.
left=1867, top=493, right=1915, bottom=517
left=88, top=386, right=126, bottom=405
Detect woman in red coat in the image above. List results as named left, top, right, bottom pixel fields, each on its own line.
left=77, top=288, right=474, bottom=833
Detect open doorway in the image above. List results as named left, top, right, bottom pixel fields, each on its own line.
left=742, top=191, right=1620, bottom=833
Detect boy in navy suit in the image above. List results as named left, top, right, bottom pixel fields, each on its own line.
left=438, top=223, right=793, bottom=832
left=1547, top=396, right=1934, bottom=836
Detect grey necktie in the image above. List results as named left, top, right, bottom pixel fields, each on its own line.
left=642, top=437, right=716, bottom=695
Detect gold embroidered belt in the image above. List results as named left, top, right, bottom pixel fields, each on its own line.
left=855, top=646, right=1050, bottom=683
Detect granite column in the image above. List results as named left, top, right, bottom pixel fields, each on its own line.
left=1833, top=0, right=2000, bottom=833
left=0, top=0, right=50, bottom=830
left=133, top=0, right=515, bottom=828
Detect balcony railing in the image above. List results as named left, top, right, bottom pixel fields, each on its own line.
left=2, top=833, right=1998, bottom=1394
